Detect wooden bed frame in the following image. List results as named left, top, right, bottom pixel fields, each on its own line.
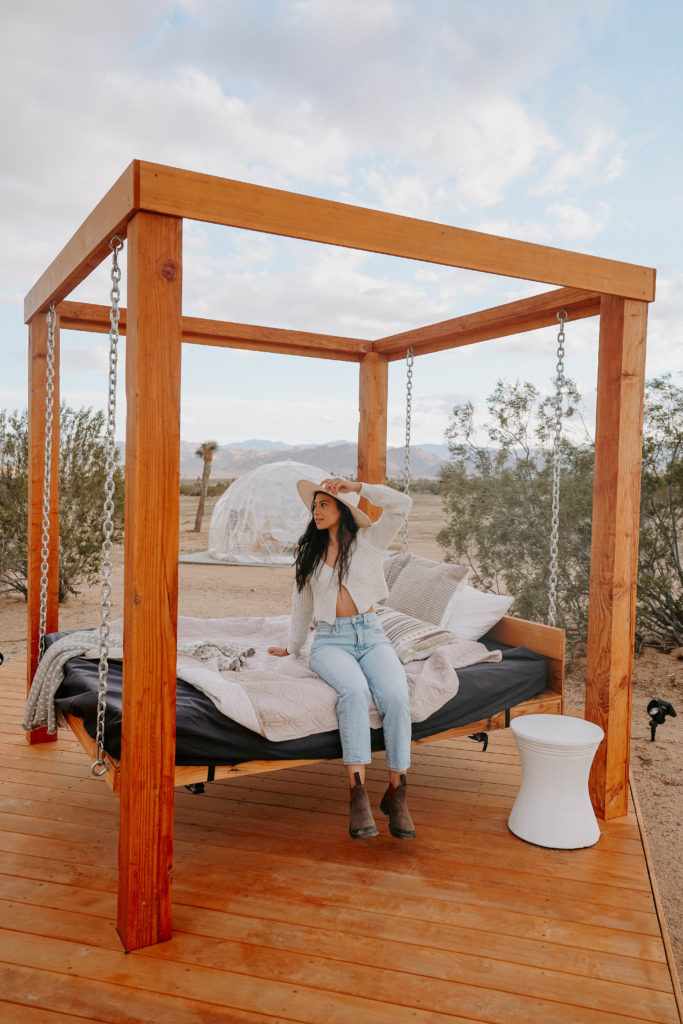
left=63, top=613, right=565, bottom=797
left=24, top=160, right=653, bottom=949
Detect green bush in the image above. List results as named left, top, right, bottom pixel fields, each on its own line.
left=437, top=375, right=682, bottom=651
left=0, top=406, right=124, bottom=601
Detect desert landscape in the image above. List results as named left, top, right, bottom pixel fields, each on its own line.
left=1, top=491, right=680, bottom=979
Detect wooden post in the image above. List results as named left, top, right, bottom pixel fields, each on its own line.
left=357, top=352, right=388, bottom=521
left=26, top=311, right=60, bottom=744
left=585, top=295, right=648, bottom=820
left=357, top=352, right=388, bottom=483
left=118, top=212, right=182, bottom=950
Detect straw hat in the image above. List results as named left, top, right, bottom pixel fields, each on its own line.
left=296, top=479, right=371, bottom=529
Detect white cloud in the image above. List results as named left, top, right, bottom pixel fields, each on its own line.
left=535, top=106, right=627, bottom=197
left=546, top=201, right=610, bottom=242
left=180, top=391, right=359, bottom=446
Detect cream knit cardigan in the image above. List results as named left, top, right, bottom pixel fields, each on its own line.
left=287, top=482, right=412, bottom=655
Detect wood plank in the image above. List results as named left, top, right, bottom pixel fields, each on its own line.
left=586, top=296, right=648, bottom=820
left=24, top=162, right=138, bottom=323
left=0, top=865, right=664, bottom=969
left=137, top=161, right=656, bottom=301
left=1, top=878, right=670, bottom=1000
left=0, top=960, right=306, bottom=1024
left=119, top=211, right=182, bottom=951
left=2, top=664, right=681, bottom=1023
left=26, top=313, right=60, bottom=749
left=0, top=795, right=652, bottom=894
left=55, top=300, right=372, bottom=363
left=374, top=287, right=602, bottom=358
left=0, top=930, right=475, bottom=1024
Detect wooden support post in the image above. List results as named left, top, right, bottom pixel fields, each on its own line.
left=26, top=312, right=60, bottom=744
left=118, top=212, right=182, bottom=950
left=357, top=353, right=388, bottom=519
left=586, top=295, right=648, bottom=820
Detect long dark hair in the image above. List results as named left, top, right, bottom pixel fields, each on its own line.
left=294, top=493, right=359, bottom=593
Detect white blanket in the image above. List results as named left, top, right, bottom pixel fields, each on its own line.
left=26, top=615, right=502, bottom=743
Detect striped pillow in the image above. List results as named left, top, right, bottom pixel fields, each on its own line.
left=376, top=605, right=460, bottom=664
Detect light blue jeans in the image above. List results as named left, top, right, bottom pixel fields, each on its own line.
left=309, top=612, right=411, bottom=771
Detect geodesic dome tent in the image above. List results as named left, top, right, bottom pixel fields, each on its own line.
left=208, top=460, right=326, bottom=565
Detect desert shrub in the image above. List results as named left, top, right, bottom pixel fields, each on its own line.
left=437, top=375, right=682, bottom=650
left=0, top=406, right=124, bottom=601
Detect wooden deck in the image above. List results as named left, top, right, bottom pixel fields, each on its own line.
left=1, top=659, right=681, bottom=1024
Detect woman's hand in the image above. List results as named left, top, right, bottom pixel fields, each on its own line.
left=268, top=646, right=289, bottom=657
left=321, top=477, right=361, bottom=495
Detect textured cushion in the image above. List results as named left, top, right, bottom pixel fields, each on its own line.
left=376, top=606, right=460, bottom=664
left=442, top=586, right=514, bottom=640
left=386, top=555, right=470, bottom=626
left=383, top=551, right=412, bottom=589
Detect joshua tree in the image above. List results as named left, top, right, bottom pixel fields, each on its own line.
left=193, top=440, right=219, bottom=532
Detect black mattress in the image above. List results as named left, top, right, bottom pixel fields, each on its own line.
left=47, top=630, right=548, bottom=766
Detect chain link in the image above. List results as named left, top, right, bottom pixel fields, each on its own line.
left=401, top=346, right=414, bottom=553
left=548, top=309, right=567, bottom=627
left=38, top=304, right=57, bottom=660
left=92, top=235, right=123, bottom=777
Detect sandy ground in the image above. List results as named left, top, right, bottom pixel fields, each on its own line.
left=1, top=492, right=681, bottom=982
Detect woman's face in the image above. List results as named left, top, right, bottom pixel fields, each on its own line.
left=312, top=491, right=341, bottom=532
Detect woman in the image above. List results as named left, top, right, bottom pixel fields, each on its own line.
left=269, top=476, right=415, bottom=840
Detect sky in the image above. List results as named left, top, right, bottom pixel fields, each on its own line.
left=1, top=0, right=681, bottom=449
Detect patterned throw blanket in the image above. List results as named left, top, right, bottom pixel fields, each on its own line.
left=23, top=614, right=501, bottom=743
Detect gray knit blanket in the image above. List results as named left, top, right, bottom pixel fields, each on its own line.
left=22, top=629, right=254, bottom=735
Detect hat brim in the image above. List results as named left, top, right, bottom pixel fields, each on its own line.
left=297, top=480, right=372, bottom=529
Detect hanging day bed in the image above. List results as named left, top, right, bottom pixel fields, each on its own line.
left=24, top=161, right=654, bottom=950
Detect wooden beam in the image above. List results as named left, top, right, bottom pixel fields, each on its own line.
left=55, top=301, right=371, bottom=363
left=181, top=316, right=370, bottom=362
left=374, top=288, right=602, bottom=359
left=137, top=161, right=656, bottom=301
left=118, top=211, right=182, bottom=951
left=585, top=295, right=648, bottom=820
left=357, top=352, right=388, bottom=484
left=24, top=162, right=139, bottom=323
left=25, top=312, right=60, bottom=745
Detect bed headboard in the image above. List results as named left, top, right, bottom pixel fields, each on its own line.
left=485, top=615, right=565, bottom=696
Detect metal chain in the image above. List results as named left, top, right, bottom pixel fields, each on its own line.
left=401, top=346, right=414, bottom=553
left=548, top=309, right=567, bottom=627
left=92, top=234, right=123, bottom=777
left=37, top=304, right=57, bottom=660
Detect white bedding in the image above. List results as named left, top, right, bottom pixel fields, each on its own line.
left=114, top=615, right=501, bottom=741
left=25, top=615, right=502, bottom=744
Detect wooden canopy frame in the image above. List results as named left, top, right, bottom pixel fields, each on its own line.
left=25, top=160, right=654, bottom=951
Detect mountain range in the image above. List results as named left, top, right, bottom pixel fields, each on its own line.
left=175, top=440, right=449, bottom=480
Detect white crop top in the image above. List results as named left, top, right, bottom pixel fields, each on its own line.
left=287, top=482, right=412, bottom=656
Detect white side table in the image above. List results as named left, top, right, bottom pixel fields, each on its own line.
left=508, top=714, right=604, bottom=849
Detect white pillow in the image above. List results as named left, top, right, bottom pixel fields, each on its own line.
left=442, top=586, right=514, bottom=641
left=376, top=606, right=461, bottom=664
left=386, top=555, right=470, bottom=627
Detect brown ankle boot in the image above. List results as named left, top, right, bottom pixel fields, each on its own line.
left=380, top=774, right=416, bottom=840
left=349, top=772, right=379, bottom=839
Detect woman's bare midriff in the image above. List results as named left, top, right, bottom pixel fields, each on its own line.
left=335, top=584, right=373, bottom=618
